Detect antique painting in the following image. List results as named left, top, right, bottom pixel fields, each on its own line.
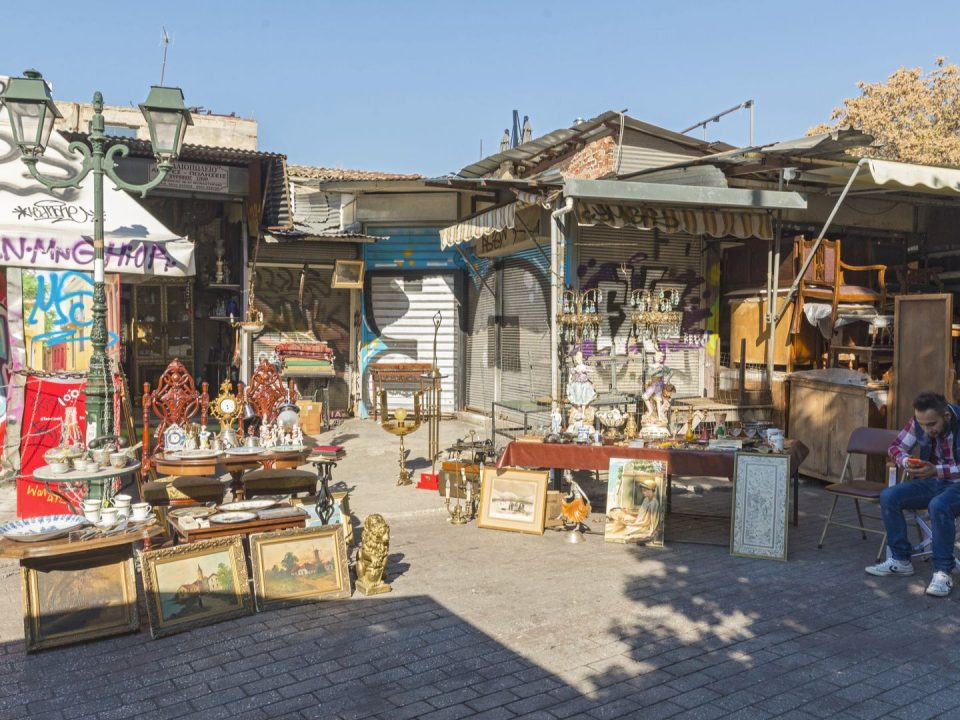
left=331, top=260, right=365, bottom=289
left=140, top=536, right=252, bottom=638
left=249, top=525, right=351, bottom=611
left=731, top=452, right=790, bottom=561
left=21, top=550, right=139, bottom=652
left=477, top=466, right=549, bottom=535
left=605, top=458, right=667, bottom=546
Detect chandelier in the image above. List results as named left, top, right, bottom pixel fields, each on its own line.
left=558, top=287, right=603, bottom=345
left=629, top=288, right=683, bottom=343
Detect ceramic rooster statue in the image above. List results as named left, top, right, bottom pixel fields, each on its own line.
left=561, top=471, right=591, bottom=543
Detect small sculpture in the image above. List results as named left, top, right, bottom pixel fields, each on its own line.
left=198, top=426, right=211, bottom=450
left=561, top=473, right=592, bottom=543
left=550, top=402, right=563, bottom=436
left=355, top=514, right=392, bottom=596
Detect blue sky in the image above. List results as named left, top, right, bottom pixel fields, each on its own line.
left=3, top=1, right=957, bottom=176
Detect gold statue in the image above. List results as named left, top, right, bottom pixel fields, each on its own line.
left=355, top=514, right=392, bottom=596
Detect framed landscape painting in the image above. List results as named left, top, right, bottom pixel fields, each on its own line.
left=21, top=549, right=139, bottom=652
left=477, top=466, right=549, bottom=535
left=249, top=525, right=351, bottom=611
left=730, top=452, right=790, bottom=561
left=604, top=458, right=667, bottom=547
left=140, top=536, right=252, bottom=638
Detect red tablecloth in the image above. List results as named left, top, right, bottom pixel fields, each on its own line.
left=497, top=440, right=809, bottom=480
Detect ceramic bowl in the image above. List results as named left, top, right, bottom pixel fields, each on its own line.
left=109, top=453, right=128, bottom=469
left=46, top=462, right=69, bottom=475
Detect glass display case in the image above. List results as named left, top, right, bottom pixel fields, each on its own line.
left=132, top=280, right=194, bottom=397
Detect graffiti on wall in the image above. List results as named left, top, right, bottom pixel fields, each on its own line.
left=22, top=270, right=119, bottom=371
left=0, top=235, right=185, bottom=273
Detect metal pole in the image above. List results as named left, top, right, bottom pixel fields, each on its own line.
left=85, top=91, right=113, bottom=443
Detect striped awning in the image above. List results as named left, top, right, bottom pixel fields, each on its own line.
left=576, top=201, right=773, bottom=240
left=440, top=201, right=519, bottom=249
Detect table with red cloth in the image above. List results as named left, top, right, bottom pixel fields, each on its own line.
left=497, top=440, right=809, bottom=526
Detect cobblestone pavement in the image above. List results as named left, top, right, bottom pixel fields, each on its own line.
left=1, top=418, right=959, bottom=720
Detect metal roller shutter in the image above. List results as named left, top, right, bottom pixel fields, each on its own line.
left=465, top=261, right=496, bottom=412
left=576, top=225, right=704, bottom=398
left=500, top=248, right=552, bottom=405
left=368, top=273, right=458, bottom=413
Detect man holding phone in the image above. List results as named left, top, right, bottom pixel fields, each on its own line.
left=866, top=392, right=960, bottom=596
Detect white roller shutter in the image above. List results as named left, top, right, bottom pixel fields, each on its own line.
left=465, top=263, right=496, bottom=413
left=500, top=248, right=552, bottom=405
left=368, top=273, right=458, bottom=413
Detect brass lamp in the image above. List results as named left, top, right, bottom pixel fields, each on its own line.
left=379, top=390, right=423, bottom=486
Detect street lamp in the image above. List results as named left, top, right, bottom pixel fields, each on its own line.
left=0, top=69, right=192, bottom=442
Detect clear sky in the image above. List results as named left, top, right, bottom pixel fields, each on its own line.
left=3, top=0, right=957, bottom=177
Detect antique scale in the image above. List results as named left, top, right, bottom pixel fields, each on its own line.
left=210, top=379, right=244, bottom=448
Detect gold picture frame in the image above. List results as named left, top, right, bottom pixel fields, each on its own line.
left=477, top=466, right=549, bottom=535
left=331, top=259, right=365, bottom=289
left=140, top=536, right=252, bottom=639
left=21, top=549, right=139, bottom=653
left=249, top=525, right=351, bottom=611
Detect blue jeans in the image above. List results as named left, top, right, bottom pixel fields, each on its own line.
left=880, top=478, right=960, bottom=573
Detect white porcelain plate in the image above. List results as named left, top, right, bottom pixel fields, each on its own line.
left=208, top=511, right=257, bottom=524
left=169, top=506, right=217, bottom=519
left=218, top=499, right=278, bottom=512
left=0, top=514, right=88, bottom=542
left=171, top=449, right=221, bottom=460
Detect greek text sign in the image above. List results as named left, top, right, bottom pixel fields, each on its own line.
left=149, top=161, right=230, bottom=194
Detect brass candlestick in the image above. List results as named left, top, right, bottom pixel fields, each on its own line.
left=444, top=466, right=474, bottom=525
left=379, top=389, right=423, bottom=485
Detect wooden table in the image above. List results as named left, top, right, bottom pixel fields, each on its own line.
left=497, top=440, right=809, bottom=526
left=154, top=449, right=311, bottom=500
left=0, top=523, right=164, bottom=560
left=166, top=507, right=308, bottom=544
left=33, top=463, right=141, bottom=512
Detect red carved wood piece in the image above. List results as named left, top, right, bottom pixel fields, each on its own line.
left=141, top=358, right=209, bottom=476
left=244, top=359, right=297, bottom=425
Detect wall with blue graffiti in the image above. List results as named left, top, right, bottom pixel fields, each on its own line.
left=21, top=269, right=119, bottom=372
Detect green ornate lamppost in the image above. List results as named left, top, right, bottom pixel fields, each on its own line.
left=0, top=69, right=192, bottom=441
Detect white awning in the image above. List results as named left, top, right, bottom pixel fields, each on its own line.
left=0, top=117, right=195, bottom=277
left=865, top=158, right=960, bottom=194
left=440, top=201, right=518, bottom=249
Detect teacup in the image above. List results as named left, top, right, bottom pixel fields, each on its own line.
left=81, top=498, right=100, bottom=510
left=113, top=493, right=132, bottom=507
left=99, top=507, right=119, bottom=526
left=83, top=507, right=101, bottom=524
left=91, top=448, right=112, bottom=465
left=130, top=503, right=151, bottom=521
left=46, top=462, right=69, bottom=475
left=109, top=453, right=128, bottom=469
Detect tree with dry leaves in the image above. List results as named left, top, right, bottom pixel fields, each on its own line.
left=811, top=58, right=960, bottom=166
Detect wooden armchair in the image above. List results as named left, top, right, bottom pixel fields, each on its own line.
left=140, top=359, right=223, bottom=511
left=792, top=235, right=887, bottom=337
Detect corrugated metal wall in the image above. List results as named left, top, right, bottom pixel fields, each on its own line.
left=465, top=258, right=496, bottom=412
left=365, top=227, right=464, bottom=270
left=575, top=225, right=705, bottom=398
left=615, top=146, right=698, bottom=176
left=367, top=273, right=459, bottom=413
left=500, top=248, right=552, bottom=405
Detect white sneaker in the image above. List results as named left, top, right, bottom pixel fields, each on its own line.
left=865, top=558, right=915, bottom=577
left=926, top=571, right=953, bottom=597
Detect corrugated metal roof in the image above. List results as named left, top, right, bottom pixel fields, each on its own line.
left=262, top=156, right=292, bottom=231
left=454, top=111, right=727, bottom=180
left=266, top=227, right=379, bottom=243
left=287, top=165, right=422, bottom=182
left=59, top=131, right=285, bottom=166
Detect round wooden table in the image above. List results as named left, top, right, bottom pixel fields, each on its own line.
left=153, top=449, right=311, bottom=500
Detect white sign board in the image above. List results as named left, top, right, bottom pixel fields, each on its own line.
left=148, top=161, right=230, bottom=194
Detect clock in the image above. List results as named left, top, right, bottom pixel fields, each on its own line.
left=163, top=423, right=187, bottom=452
left=211, top=379, right=242, bottom=429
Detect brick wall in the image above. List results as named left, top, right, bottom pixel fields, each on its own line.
left=556, top=136, right=616, bottom=179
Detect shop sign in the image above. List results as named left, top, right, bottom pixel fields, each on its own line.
left=149, top=161, right=230, bottom=194
left=476, top=230, right=537, bottom=259
left=0, top=235, right=191, bottom=276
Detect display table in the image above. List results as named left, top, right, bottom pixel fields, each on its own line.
left=33, top=462, right=141, bottom=513
left=154, top=449, right=311, bottom=500
left=167, top=507, right=308, bottom=544
left=0, top=525, right=164, bottom=652
left=497, top=440, right=809, bottom=526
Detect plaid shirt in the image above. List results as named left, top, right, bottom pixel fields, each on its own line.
left=889, top=416, right=960, bottom=481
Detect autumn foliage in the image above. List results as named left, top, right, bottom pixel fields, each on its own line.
left=811, top=58, right=960, bottom=167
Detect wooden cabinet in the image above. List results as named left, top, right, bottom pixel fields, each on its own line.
left=728, top=291, right=817, bottom=367
left=132, top=280, right=194, bottom=394
left=788, top=375, right=884, bottom=483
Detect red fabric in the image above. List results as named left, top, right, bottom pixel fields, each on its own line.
left=275, top=342, right=334, bottom=360
left=497, top=441, right=808, bottom=479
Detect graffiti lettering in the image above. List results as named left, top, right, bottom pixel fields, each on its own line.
left=13, top=199, right=95, bottom=224
left=0, top=235, right=179, bottom=272
left=27, top=272, right=119, bottom=349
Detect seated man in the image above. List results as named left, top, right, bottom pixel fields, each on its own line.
left=866, top=391, right=960, bottom=597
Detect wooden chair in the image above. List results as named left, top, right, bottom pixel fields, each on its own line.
left=817, top=426, right=899, bottom=560
left=791, top=236, right=887, bottom=337
left=140, top=359, right=223, bottom=511
left=241, top=359, right=313, bottom=497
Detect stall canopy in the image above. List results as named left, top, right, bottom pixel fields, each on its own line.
left=0, top=124, right=194, bottom=277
